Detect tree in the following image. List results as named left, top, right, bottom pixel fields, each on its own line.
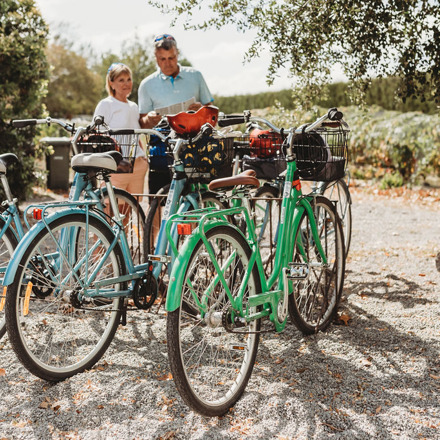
left=45, top=38, right=102, bottom=118
left=149, top=0, right=440, bottom=107
left=93, top=36, right=157, bottom=104
left=0, top=0, right=49, bottom=200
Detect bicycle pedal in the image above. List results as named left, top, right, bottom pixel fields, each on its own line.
left=148, top=254, right=172, bottom=264
left=287, top=262, right=309, bottom=279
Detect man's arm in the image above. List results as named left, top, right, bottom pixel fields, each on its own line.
left=139, top=111, right=162, bottom=128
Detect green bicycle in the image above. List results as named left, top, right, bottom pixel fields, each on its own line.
left=164, top=108, right=347, bottom=416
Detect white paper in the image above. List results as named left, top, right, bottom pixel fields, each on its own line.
left=154, top=97, right=196, bottom=116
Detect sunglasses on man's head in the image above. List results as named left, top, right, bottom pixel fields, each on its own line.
left=154, top=34, right=175, bottom=42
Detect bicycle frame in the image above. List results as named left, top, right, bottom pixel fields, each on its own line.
left=165, top=151, right=328, bottom=332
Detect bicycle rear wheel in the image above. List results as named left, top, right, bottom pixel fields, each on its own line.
left=167, top=225, right=261, bottom=416
left=321, top=179, right=352, bottom=255
left=98, top=187, right=146, bottom=265
left=288, top=196, right=345, bottom=334
left=0, top=218, right=18, bottom=339
left=5, top=214, right=125, bottom=381
left=143, top=187, right=227, bottom=296
left=251, top=184, right=281, bottom=275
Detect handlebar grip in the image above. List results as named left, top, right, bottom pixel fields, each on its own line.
left=109, top=129, right=136, bottom=135
left=328, top=108, right=343, bottom=121
left=200, top=123, right=213, bottom=137
left=12, top=119, right=37, bottom=128
left=218, top=116, right=246, bottom=127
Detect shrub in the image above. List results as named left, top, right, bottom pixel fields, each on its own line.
left=0, top=0, right=49, bottom=200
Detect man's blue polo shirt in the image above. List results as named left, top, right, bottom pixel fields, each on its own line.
left=138, top=65, right=214, bottom=114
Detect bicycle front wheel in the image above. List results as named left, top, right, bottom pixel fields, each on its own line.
left=5, top=214, right=125, bottom=381
left=0, top=218, right=19, bottom=339
left=167, top=225, right=261, bottom=417
left=321, top=179, right=352, bottom=255
left=288, top=196, right=345, bottom=334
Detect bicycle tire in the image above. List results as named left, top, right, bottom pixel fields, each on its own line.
left=98, top=187, right=146, bottom=265
left=167, top=225, right=261, bottom=417
left=5, top=213, right=125, bottom=381
left=288, top=196, right=345, bottom=334
left=0, top=218, right=19, bottom=339
left=251, top=184, right=280, bottom=275
left=321, top=179, right=352, bottom=256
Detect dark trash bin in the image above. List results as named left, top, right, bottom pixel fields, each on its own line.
left=41, top=137, right=71, bottom=190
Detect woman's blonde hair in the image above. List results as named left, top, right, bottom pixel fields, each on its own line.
left=106, top=63, right=133, bottom=97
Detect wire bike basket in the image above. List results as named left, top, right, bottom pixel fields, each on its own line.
left=241, top=128, right=287, bottom=179
left=293, top=120, right=350, bottom=182
left=77, top=133, right=142, bottom=173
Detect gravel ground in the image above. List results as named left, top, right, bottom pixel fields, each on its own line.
left=1, top=182, right=440, bottom=439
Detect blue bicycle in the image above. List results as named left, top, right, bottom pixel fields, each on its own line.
left=4, top=111, right=232, bottom=381
left=0, top=118, right=148, bottom=340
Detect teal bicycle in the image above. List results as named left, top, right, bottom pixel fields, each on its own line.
left=0, top=118, right=146, bottom=340
left=3, top=118, right=166, bottom=381
left=164, top=108, right=347, bottom=416
left=3, top=110, right=231, bottom=381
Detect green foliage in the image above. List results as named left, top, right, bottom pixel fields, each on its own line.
left=345, top=106, right=440, bottom=185
left=215, top=77, right=438, bottom=115
left=45, top=39, right=102, bottom=118
left=152, top=0, right=440, bottom=108
left=380, top=172, right=405, bottom=189
left=0, top=0, right=49, bottom=200
left=94, top=36, right=157, bottom=104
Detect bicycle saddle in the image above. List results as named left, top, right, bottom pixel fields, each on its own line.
left=71, top=151, right=123, bottom=173
left=0, top=153, right=18, bottom=174
left=167, top=105, right=219, bottom=136
left=208, top=169, right=260, bottom=191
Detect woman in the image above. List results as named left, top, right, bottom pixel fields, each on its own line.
left=93, top=63, right=148, bottom=194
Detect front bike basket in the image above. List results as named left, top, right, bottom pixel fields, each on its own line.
left=292, top=121, right=350, bottom=182
left=77, top=133, right=145, bottom=174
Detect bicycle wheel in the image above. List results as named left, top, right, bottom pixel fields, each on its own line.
left=251, top=184, right=281, bottom=275
left=5, top=213, right=125, bottom=381
left=0, top=218, right=19, bottom=339
left=321, top=179, right=352, bottom=255
left=98, top=187, right=146, bottom=265
left=143, top=183, right=170, bottom=258
left=144, top=187, right=227, bottom=256
left=288, top=196, right=345, bottom=334
left=167, top=225, right=261, bottom=416
left=144, top=187, right=227, bottom=296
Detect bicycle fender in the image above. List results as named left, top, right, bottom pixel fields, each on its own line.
left=3, top=208, right=112, bottom=285
left=165, top=219, right=233, bottom=312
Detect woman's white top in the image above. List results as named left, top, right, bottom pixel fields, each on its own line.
left=93, top=96, right=144, bottom=158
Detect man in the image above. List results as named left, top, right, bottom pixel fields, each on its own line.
left=139, top=34, right=214, bottom=129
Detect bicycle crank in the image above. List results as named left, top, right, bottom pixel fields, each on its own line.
left=133, top=272, right=157, bottom=310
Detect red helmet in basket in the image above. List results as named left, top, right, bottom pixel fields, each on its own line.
left=167, top=105, right=219, bottom=136
left=249, top=129, right=283, bottom=158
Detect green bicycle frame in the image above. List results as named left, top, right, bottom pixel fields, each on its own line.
left=165, top=154, right=328, bottom=332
